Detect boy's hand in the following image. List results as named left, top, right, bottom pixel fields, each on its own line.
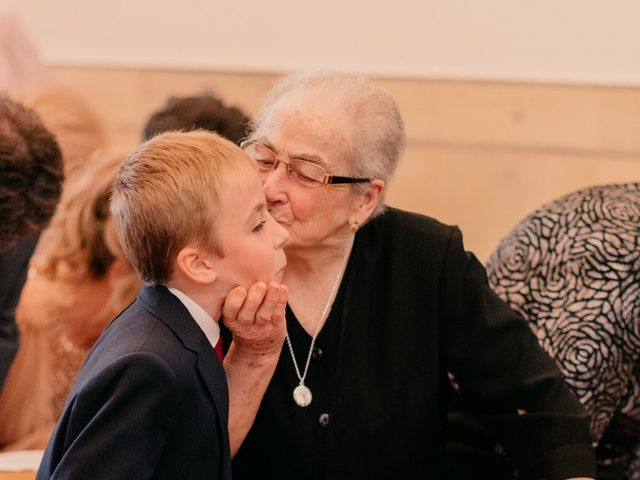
left=222, top=281, right=287, bottom=359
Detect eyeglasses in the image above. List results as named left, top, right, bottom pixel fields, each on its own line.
left=241, top=140, right=371, bottom=188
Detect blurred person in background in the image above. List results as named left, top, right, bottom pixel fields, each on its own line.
left=0, top=7, right=48, bottom=91
left=142, top=93, right=250, bottom=144
left=452, top=183, right=640, bottom=480
left=0, top=147, right=137, bottom=450
left=0, top=95, right=63, bottom=391
left=18, top=86, right=107, bottom=183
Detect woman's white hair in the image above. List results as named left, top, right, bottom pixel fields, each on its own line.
left=249, top=70, right=406, bottom=216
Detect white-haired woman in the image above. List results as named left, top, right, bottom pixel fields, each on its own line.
left=227, top=71, right=596, bottom=480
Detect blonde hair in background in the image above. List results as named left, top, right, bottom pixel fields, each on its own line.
left=111, top=129, right=256, bottom=285
left=42, top=146, right=139, bottom=316
left=17, top=86, right=107, bottom=180
left=44, top=147, right=129, bottom=276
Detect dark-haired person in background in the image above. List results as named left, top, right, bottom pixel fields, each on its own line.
left=0, top=95, right=63, bottom=390
left=142, top=93, right=250, bottom=144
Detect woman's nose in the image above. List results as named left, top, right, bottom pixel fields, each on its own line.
left=262, top=163, right=289, bottom=203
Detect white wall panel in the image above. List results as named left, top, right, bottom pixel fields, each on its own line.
left=4, top=0, right=640, bottom=85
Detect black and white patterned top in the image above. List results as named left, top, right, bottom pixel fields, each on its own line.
left=486, top=182, right=640, bottom=479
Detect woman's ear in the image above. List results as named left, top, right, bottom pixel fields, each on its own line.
left=174, top=247, right=218, bottom=285
left=352, top=179, right=385, bottom=226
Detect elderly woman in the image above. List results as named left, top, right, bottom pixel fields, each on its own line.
left=228, top=71, right=596, bottom=479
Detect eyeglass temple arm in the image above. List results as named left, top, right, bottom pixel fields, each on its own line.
left=326, top=176, right=372, bottom=184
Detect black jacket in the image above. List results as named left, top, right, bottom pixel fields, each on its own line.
left=233, top=207, right=595, bottom=479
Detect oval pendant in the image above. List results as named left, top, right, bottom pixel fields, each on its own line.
left=293, top=384, right=312, bottom=407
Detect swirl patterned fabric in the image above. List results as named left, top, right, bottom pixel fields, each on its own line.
left=486, top=183, right=640, bottom=479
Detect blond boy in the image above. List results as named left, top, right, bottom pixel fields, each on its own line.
left=36, top=131, right=288, bottom=480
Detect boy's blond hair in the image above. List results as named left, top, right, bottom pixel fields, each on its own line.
left=110, top=130, right=255, bottom=285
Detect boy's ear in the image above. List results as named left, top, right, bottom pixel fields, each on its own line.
left=174, top=247, right=218, bottom=285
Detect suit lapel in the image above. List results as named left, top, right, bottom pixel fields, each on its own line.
left=137, top=286, right=230, bottom=434
left=196, top=344, right=229, bottom=418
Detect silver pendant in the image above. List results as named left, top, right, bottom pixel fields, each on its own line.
left=293, top=384, right=312, bottom=407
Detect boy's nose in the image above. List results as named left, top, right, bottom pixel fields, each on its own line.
left=274, top=222, right=289, bottom=248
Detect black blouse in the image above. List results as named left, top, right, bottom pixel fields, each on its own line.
left=232, top=207, right=596, bottom=480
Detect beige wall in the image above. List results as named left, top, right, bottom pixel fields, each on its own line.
left=9, top=0, right=640, bottom=85
left=49, top=66, right=640, bottom=261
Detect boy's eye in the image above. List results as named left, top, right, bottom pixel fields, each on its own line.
left=252, top=220, right=267, bottom=233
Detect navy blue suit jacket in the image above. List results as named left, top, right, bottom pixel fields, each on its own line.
left=37, top=285, right=231, bottom=480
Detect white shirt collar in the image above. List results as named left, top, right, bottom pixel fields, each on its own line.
left=166, top=286, right=220, bottom=350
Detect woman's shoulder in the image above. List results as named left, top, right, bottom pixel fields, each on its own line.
left=519, top=182, right=640, bottom=227
left=370, top=206, right=459, bottom=242
left=361, top=207, right=468, bottom=265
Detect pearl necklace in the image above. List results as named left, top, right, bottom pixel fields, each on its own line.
left=286, top=238, right=353, bottom=407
